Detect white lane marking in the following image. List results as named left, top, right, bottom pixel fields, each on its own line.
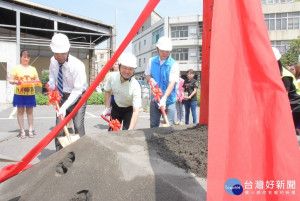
left=85, top=111, right=97, bottom=117
left=8, top=107, right=17, bottom=119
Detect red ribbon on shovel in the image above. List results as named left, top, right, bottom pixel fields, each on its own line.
left=101, top=114, right=121, bottom=131
left=149, top=80, right=170, bottom=126
left=44, top=84, right=62, bottom=115
left=152, top=88, right=163, bottom=102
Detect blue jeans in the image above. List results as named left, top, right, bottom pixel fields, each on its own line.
left=150, top=101, right=175, bottom=128
left=184, top=100, right=197, bottom=124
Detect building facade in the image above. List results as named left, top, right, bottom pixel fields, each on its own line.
left=132, top=12, right=203, bottom=81
left=0, top=0, right=112, bottom=103
left=261, top=0, right=300, bottom=53
left=132, top=1, right=300, bottom=82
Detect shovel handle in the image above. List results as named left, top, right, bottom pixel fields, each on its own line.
left=101, top=114, right=111, bottom=123
left=55, top=101, right=72, bottom=143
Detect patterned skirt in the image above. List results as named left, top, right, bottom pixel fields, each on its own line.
left=13, top=94, right=36, bottom=108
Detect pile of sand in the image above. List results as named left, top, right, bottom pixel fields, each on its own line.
left=0, top=125, right=207, bottom=201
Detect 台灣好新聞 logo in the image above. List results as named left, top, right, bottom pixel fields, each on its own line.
left=225, top=178, right=243, bottom=195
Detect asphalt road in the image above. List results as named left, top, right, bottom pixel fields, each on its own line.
left=0, top=103, right=200, bottom=170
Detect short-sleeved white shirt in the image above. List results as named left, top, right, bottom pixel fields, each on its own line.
left=145, top=57, right=179, bottom=83
left=104, top=72, right=141, bottom=108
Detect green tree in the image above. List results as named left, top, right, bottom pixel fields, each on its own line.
left=281, top=36, right=300, bottom=66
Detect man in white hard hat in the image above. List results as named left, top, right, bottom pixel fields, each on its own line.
left=145, top=36, right=179, bottom=127
left=272, top=47, right=300, bottom=135
left=102, top=53, right=141, bottom=130
left=48, top=33, right=88, bottom=151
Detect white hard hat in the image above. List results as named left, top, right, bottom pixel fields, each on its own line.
left=156, top=36, right=172, bottom=51
left=50, top=33, right=71, bottom=53
left=119, top=53, right=137, bottom=68
left=272, top=47, right=281, bottom=61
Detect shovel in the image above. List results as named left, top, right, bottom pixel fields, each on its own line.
left=148, top=80, right=170, bottom=126
left=45, top=84, right=80, bottom=147
left=55, top=101, right=80, bottom=147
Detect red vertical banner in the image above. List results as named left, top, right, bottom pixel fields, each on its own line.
left=207, top=0, right=300, bottom=200
left=199, top=0, right=214, bottom=125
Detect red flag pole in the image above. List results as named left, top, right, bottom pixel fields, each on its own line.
left=0, top=0, right=160, bottom=183
left=199, top=0, right=214, bottom=125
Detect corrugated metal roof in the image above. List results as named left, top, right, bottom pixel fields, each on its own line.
left=12, top=0, right=111, bottom=28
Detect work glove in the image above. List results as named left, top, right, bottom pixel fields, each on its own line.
left=101, top=107, right=111, bottom=117
left=149, top=78, right=157, bottom=88
left=58, top=105, right=67, bottom=118
left=47, top=81, right=55, bottom=91
left=159, top=96, right=167, bottom=109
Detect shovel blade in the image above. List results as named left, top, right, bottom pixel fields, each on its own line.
left=58, top=134, right=80, bottom=147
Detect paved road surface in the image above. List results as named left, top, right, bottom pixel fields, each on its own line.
left=0, top=104, right=200, bottom=170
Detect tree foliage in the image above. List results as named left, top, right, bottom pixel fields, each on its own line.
left=281, top=36, right=300, bottom=66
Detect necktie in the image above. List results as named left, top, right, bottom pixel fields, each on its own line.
left=57, top=63, right=63, bottom=100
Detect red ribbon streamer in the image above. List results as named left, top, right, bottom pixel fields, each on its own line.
left=0, top=0, right=160, bottom=183
left=0, top=164, right=33, bottom=179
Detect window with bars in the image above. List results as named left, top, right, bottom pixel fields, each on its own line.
left=199, top=22, right=203, bottom=39
left=152, top=27, right=164, bottom=44
left=171, top=26, right=188, bottom=38
left=271, top=40, right=289, bottom=54
left=199, top=46, right=202, bottom=63
left=0, top=62, right=7, bottom=81
left=171, top=48, right=189, bottom=61
left=152, top=51, right=158, bottom=57
left=264, top=12, right=300, bottom=30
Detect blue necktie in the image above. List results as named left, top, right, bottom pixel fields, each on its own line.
left=57, top=63, right=63, bottom=100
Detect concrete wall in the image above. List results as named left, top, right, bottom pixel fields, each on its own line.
left=262, top=2, right=300, bottom=13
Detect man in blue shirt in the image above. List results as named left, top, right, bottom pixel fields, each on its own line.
left=145, top=36, right=179, bottom=127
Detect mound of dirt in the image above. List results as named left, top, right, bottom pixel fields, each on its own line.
left=147, top=124, right=208, bottom=178
left=0, top=125, right=208, bottom=201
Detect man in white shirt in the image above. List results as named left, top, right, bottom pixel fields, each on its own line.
left=101, top=53, right=141, bottom=130
left=48, top=33, right=87, bottom=151
left=145, top=36, right=179, bottom=127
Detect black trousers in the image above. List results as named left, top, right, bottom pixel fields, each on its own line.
left=55, top=92, right=86, bottom=151
left=293, top=111, right=300, bottom=134
left=110, top=100, right=133, bottom=131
